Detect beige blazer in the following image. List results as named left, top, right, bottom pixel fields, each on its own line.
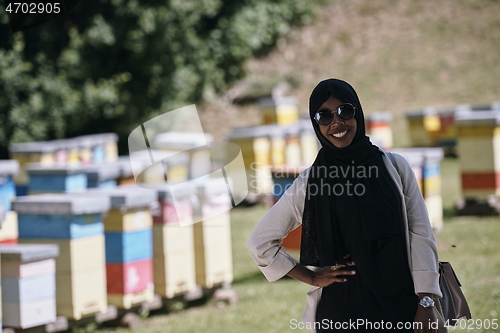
left=247, top=151, right=442, bottom=330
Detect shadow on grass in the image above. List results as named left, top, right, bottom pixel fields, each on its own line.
left=232, top=270, right=267, bottom=285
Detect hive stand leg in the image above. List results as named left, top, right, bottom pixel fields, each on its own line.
left=211, top=286, right=238, bottom=309
left=119, top=313, right=141, bottom=330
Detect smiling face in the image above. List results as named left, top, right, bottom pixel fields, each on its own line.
left=317, top=96, right=357, bottom=148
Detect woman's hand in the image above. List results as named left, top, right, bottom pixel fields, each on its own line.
left=286, top=255, right=356, bottom=287
left=312, top=263, right=356, bottom=287
left=414, top=294, right=445, bottom=333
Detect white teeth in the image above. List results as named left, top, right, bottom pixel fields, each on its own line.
left=332, top=130, right=348, bottom=138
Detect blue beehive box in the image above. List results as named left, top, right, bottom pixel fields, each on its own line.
left=26, top=164, right=87, bottom=193
left=17, top=214, right=103, bottom=239
left=0, top=160, right=20, bottom=210
left=105, top=228, right=152, bottom=263
left=12, top=194, right=110, bottom=240
left=84, top=163, right=120, bottom=189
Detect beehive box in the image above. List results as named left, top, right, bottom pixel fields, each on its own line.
left=456, top=110, right=500, bottom=200
left=116, top=156, right=135, bottom=185
left=298, top=119, right=320, bottom=167
left=259, top=96, right=299, bottom=125
left=25, top=164, right=88, bottom=194
left=13, top=194, right=110, bottom=320
left=106, top=258, right=153, bottom=294
left=227, top=126, right=273, bottom=194
left=366, top=112, right=393, bottom=150
left=390, top=149, right=424, bottom=192
left=0, top=211, right=18, bottom=244
left=89, top=185, right=156, bottom=232
left=267, top=126, right=286, bottom=167
left=84, top=163, right=120, bottom=189
left=192, top=181, right=233, bottom=288
left=0, top=160, right=19, bottom=211
left=18, top=236, right=107, bottom=320
left=17, top=213, right=103, bottom=240
left=193, top=212, right=233, bottom=288
left=89, top=185, right=156, bottom=309
left=129, top=149, right=190, bottom=185
left=105, top=229, right=152, bottom=263
left=406, top=107, right=442, bottom=147
left=107, top=287, right=154, bottom=310
left=153, top=223, right=196, bottom=298
left=155, top=132, right=213, bottom=181
left=283, top=124, right=302, bottom=167
left=0, top=244, right=59, bottom=329
left=153, top=184, right=194, bottom=225
left=9, top=142, right=57, bottom=186
left=391, top=148, right=443, bottom=231
left=75, top=133, right=119, bottom=164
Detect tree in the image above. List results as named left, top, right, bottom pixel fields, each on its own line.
left=0, top=0, right=321, bottom=158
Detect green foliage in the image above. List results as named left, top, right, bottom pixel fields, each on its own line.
left=0, top=0, right=321, bottom=158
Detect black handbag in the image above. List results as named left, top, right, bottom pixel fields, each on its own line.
left=439, top=261, right=472, bottom=324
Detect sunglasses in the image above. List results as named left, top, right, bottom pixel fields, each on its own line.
left=314, top=103, right=356, bottom=126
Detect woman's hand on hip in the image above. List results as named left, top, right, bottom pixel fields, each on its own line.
left=312, top=264, right=356, bottom=287
left=286, top=255, right=355, bottom=287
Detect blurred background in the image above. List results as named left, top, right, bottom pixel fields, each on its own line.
left=0, top=0, right=500, bottom=332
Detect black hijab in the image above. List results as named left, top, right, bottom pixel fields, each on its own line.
left=299, top=79, right=405, bottom=267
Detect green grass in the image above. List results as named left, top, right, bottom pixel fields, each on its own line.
left=90, top=158, right=500, bottom=333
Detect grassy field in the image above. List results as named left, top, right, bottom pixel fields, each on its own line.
left=87, top=157, right=500, bottom=333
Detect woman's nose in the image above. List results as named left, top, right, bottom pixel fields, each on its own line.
left=330, top=112, right=345, bottom=126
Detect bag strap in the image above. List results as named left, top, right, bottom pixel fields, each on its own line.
left=387, top=152, right=399, bottom=174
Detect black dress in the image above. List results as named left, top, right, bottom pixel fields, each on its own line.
left=315, top=183, right=418, bottom=332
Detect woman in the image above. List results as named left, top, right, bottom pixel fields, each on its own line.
left=247, top=79, right=445, bottom=332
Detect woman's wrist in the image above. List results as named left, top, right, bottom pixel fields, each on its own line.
left=286, top=264, right=316, bottom=286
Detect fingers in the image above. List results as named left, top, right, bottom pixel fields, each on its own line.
left=342, top=254, right=356, bottom=266
left=314, top=266, right=357, bottom=287
left=328, top=270, right=356, bottom=284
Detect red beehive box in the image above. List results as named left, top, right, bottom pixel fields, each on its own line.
left=106, top=258, right=153, bottom=294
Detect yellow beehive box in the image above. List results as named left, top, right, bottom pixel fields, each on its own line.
left=56, top=267, right=107, bottom=320
left=297, top=120, right=319, bottom=166
left=228, top=135, right=270, bottom=168
left=456, top=110, right=500, bottom=200
left=21, top=235, right=105, bottom=273
left=0, top=211, right=18, bottom=242
left=269, top=135, right=286, bottom=167
left=105, top=141, right=119, bottom=163
left=259, top=96, right=299, bottom=125
left=153, top=253, right=196, bottom=298
left=425, top=195, right=443, bottom=232
left=153, top=222, right=193, bottom=254
left=19, top=235, right=107, bottom=320
left=457, top=137, right=495, bottom=172
left=10, top=142, right=57, bottom=185
left=152, top=223, right=196, bottom=298
left=423, top=176, right=441, bottom=198
left=284, top=126, right=302, bottom=167
left=193, top=212, right=233, bottom=289
left=406, top=107, right=442, bottom=147
left=104, top=208, right=153, bottom=232
left=107, top=286, right=154, bottom=310
left=227, top=127, right=273, bottom=194
left=154, top=132, right=213, bottom=182
left=129, top=149, right=189, bottom=185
